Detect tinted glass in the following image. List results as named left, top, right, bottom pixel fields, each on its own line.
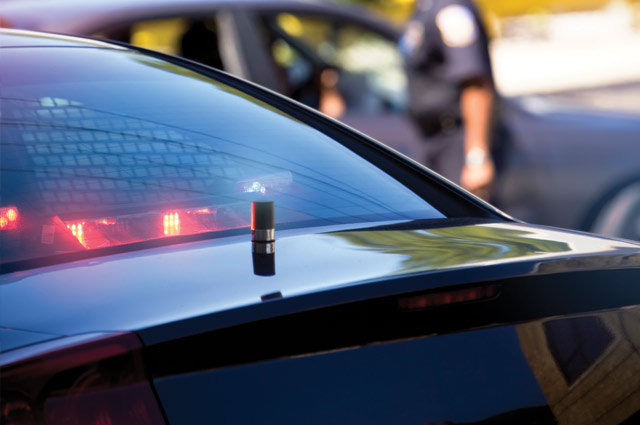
left=0, top=46, right=442, bottom=265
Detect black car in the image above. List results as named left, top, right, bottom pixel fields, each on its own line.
left=1, top=0, right=640, bottom=241
left=2, top=29, right=640, bottom=425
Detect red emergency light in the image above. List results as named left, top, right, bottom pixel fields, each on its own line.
left=61, top=205, right=228, bottom=250
left=163, top=212, right=180, bottom=236
left=0, top=206, right=19, bottom=230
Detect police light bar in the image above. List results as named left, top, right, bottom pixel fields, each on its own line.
left=0, top=206, right=19, bottom=230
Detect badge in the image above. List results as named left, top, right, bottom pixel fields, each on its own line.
left=435, top=4, right=478, bottom=48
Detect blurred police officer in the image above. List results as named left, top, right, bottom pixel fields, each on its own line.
left=400, top=0, right=497, bottom=200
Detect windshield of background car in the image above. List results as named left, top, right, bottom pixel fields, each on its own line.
left=270, top=13, right=408, bottom=113
left=0, top=43, right=443, bottom=266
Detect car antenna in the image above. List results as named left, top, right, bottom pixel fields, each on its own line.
left=251, top=201, right=275, bottom=276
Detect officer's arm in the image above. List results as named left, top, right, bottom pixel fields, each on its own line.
left=432, top=2, right=496, bottom=199
left=460, top=76, right=495, bottom=199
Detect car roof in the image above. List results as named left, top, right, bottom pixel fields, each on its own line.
left=0, top=0, right=399, bottom=38
left=0, top=27, right=127, bottom=48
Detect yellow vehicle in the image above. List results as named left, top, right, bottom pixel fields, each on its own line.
left=477, top=0, right=613, bottom=17
left=355, top=0, right=627, bottom=24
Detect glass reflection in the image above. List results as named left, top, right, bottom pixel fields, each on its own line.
left=518, top=308, right=640, bottom=425
left=331, top=225, right=571, bottom=274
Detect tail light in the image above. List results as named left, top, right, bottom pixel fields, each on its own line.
left=0, top=332, right=166, bottom=425
left=398, top=284, right=499, bottom=311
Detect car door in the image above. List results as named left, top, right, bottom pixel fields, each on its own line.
left=93, top=5, right=426, bottom=160
left=93, top=8, right=289, bottom=95
left=249, top=10, right=428, bottom=160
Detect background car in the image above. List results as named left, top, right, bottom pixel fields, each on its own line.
left=2, top=0, right=640, bottom=241
left=2, top=28, right=640, bottom=425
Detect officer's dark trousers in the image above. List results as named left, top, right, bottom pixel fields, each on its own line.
left=423, top=127, right=465, bottom=186
left=422, top=123, right=510, bottom=206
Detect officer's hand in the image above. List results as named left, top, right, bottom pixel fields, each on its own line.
left=318, top=69, right=346, bottom=119
left=461, top=160, right=495, bottom=201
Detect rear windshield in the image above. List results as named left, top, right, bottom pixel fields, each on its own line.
left=0, top=46, right=442, bottom=266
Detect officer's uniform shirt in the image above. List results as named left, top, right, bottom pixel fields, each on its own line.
left=399, top=0, right=495, bottom=183
left=400, top=0, right=493, bottom=97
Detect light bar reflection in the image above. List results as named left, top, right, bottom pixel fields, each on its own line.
left=61, top=205, right=239, bottom=251
left=163, top=212, right=180, bottom=236
left=0, top=206, right=19, bottom=230
left=66, top=222, right=86, bottom=247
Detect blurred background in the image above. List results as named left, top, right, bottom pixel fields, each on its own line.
left=337, top=0, right=640, bottom=115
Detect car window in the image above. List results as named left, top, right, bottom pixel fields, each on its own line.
left=96, top=16, right=224, bottom=70
left=0, top=46, right=442, bottom=266
left=265, top=13, right=408, bottom=113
